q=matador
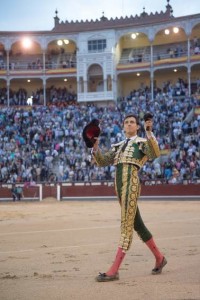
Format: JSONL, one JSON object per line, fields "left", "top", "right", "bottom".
{"left": 92, "top": 113, "right": 167, "bottom": 282}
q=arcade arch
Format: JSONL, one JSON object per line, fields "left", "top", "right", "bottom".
{"left": 117, "top": 71, "right": 150, "bottom": 98}
{"left": 9, "top": 40, "right": 43, "bottom": 70}
{"left": 87, "top": 64, "right": 104, "bottom": 92}
{"left": 117, "top": 32, "right": 150, "bottom": 64}
{"left": 9, "top": 78, "right": 43, "bottom": 105}
{"left": 0, "top": 43, "right": 6, "bottom": 70}
{"left": 47, "top": 39, "right": 77, "bottom": 69}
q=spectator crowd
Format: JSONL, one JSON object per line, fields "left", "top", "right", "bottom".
{"left": 0, "top": 86, "right": 199, "bottom": 185}
{"left": 0, "top": 85, "right": 77, "bottom": 106}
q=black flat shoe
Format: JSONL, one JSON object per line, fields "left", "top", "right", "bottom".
{"left": 95, "top": 272, "right": 119, "bottom": 282}
{"left": 152, "top": 257, "right": 167, "bottom": 275}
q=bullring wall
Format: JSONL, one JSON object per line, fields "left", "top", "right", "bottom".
{"left": 0, "top": 182, "right": 199, "bottom": 201}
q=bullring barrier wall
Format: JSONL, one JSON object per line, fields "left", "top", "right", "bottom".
{"left": 0, "top": 181, "right": 199, "bottom": 201}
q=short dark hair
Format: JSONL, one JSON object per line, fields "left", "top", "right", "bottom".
{"left": 123, "top": 114, "right": 140, "bottom": 125}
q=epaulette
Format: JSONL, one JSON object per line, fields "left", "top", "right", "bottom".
{"left": 135, "top": 136, "right": 147, "bottom": 143}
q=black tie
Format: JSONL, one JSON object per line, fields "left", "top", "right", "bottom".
{"left": 121, "top": 139, "right": 130, "bottom": 152}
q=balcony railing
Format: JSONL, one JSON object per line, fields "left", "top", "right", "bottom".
{"left": 78, "top": 91, "right": 115, "bottom": 102}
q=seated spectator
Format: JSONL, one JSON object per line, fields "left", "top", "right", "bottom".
{"left": 194, "top": 46, "right": 200, "bottom": 55}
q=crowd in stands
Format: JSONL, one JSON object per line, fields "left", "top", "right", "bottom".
{"left": 0, "top": 82, "right": 200, "bottom": 185}
{"left": 0, "top": 50, "right": 76, "bottom": 71}
{"left": 126, "top": 38, "right": 200, "bottom": 64}
{"left": 1, "top": 37, "right": 199, "bottom": 70}
{"left": 0, "top": 86, "right": 77, "bottom": 106}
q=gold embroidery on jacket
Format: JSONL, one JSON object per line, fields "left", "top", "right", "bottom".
{"left": 93, "top": 135, "right": 160, "bottom": 170}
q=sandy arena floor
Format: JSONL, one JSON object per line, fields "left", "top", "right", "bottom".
{"left": 0, "top": 199, "right": 200, "bottom": 300}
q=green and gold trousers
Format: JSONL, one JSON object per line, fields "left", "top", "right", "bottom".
{"left": 115, "top": 163, "right": 152, "bottom": 251}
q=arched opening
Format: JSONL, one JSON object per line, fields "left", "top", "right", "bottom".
{"left": 153, "top": 26, "right": 187, "bottom": 61}
{"left": 0, "top": 43, "right": 6, "bottom": 70}
{"left": 47, "top": 39, "right": 77, "bottom": 69}
{"left": 117, "top": 32, "right": 150, "bottom": 65}
{"left": 46, "top": 77, "right": 77, "bottom": 105}
{"left": 87, "top": 64, "right": 103, "bottom": 92}
{"left": 191, "top": 64, "right": 200, "bottom": 94}
{"left": 9, "top": 78, "right": 43, "bottom": 105}
{"left": 154, "top": 67, "right": 188, "bottom": 97}
{"left": 10, "top": 39, "right": 43, "bottom": 70}
{"left": 117, "top": 71, "right": 151, "bottom": 99}
{"left": 0, "top": 78, "right": 7, "bottom": 105}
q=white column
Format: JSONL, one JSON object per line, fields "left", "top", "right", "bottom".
{"left": 7, "top": 80, "right": 10, "bottom": 107}
{"left": 150, "top": 43, "right": 154, "bottom": 101}
{"left": 43, "top": 79, "right": 46, "bottom": 106}
{"left": 104, "top": 75, "right": 107, "bottom": 92}
{"left": 39, "top": 184, "right": 43, "bottom": 201}
{"left": 57, "top": 184, "right": 61, "bottom": 201}
{"left": 84, "top": 80, "right": 88, "bottom": 93}
{"left": 187, "top": 37, "right": 190, "bottom": 63}
{"left": 42, "top": 49, "right": 46, "bottom": 74}
{"left": 150, "top": 72, "right": 154, "bottom": 102}
{"left": 188, "top": 69, "right": 191, "bottom": 97}
{"left": 150, "top": 43, "right": 153, "bottom": 68}
{"left": 187, "top": 37, "right": 191, "bottom": 97}
{"left": 6, "top": 50, "right": 9, "bottom": 74}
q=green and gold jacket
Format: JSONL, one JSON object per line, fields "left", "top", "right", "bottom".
{"left": 93, "top": 135, "right": 160, "bottom": 170}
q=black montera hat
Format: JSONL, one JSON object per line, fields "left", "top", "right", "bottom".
{"left": 82, "top": 119, "right": 100, "bottom": 148}
{"left": 143, "top": 112, "right": 154, "bottom": 121}
{"left": 143, "top": 112, "right": 154, "bottom": 131}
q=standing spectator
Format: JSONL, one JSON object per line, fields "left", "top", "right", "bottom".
{"left": 11, "top": 184, "right": 18, "bottom": 201}
{"left": 16, "top": 186, "right": 23, "bottom": 201}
